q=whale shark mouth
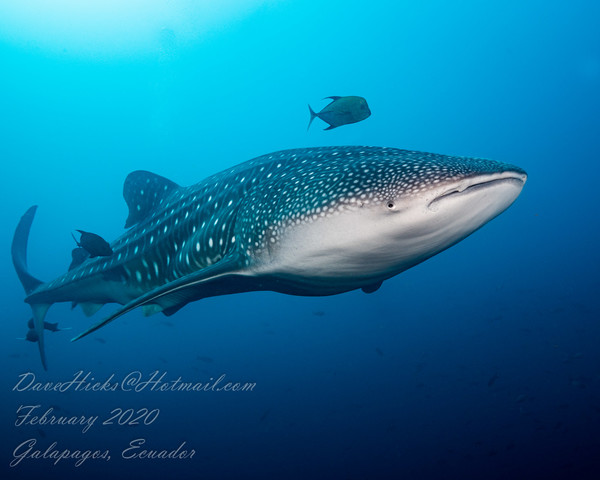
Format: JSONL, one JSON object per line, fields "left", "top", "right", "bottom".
{"left": 429, "top": 171, "right": 527, "bottom": 209}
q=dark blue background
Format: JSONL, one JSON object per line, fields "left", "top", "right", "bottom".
{"left": 1, "top": 1, "right": 599, "bottom": 478}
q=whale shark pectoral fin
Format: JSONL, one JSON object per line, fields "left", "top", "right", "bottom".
{"left": 71, "top": 252, "right": 247, "bottom": 341}
{"left": 123, "top": 171, "right": 180, "bottom": 228}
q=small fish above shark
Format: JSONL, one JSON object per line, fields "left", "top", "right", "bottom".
{"left": 12, "top": 146, "right": 527, "bottom": 369}
{"left": 308, "top": 96, "right": 371, "bottom": 130}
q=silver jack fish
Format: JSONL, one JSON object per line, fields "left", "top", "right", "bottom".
{"left": 12, "top": 146, "right": 527, "bottom": 369}
{"left": 308, "top": 96, "right": 371, "bottom": 130}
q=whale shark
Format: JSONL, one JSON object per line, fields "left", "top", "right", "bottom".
{"left": 12, "top": 146, "right": 527, "bottom": 369}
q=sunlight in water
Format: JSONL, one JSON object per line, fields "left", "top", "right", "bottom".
{"left": 0, "top": 0, "right": 272, "bottom": 57}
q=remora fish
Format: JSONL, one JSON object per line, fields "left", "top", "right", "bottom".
{"left": 12, "top": 146, "right": 527, "bottom": 369}
{"left": 72, "top": 230, "right": 113, "bottom": 257}
{"left": 27, "top": 318, "right": 63, "bottom": 332}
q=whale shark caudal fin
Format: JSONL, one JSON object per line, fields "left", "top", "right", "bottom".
{"left": 12, "top": 206, "right": 43, "bottom": 295}
{"left": 11, "top": 206, "right": 49, "bottom": 370}
{"left": 71, "top": 252, "right": 245, "bottom": 342}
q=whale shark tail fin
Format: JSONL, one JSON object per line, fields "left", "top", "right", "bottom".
{"left": 12, "top": 206, "right": 43, "bottom": 295}
{"left": 12, "top": 206, "right": 50, "bottom": 370}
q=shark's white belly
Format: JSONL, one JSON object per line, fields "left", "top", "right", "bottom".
{"left": 254, "top": 208, "right": 408, "bottom": 291}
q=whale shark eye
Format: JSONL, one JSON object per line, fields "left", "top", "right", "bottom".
{"left": 386, "top": 201, "right": 395, "bottom": 210}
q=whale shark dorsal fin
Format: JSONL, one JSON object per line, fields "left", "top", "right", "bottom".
{"left": 123, "top": 171, "right": 180, "bottom": 228}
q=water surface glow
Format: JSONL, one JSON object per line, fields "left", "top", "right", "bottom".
{"left": 0, "top": 0, "right": 272, "bottom": 56}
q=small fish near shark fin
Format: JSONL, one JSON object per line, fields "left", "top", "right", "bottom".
{"left": 323, "top": 96, "right": 342, "bottom": 101}
{"left": 123, "top": 171, "right": 180, "bottom": 228}
{"left": 71, "top": 253, "right": 245, "bottom": 342}
{"left": 74, "top": 230, "right": 113, "bottom": 258}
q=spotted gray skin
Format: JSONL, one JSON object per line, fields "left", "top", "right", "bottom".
{"left": 12, "top": 146, "right": 527, "bottom": 369}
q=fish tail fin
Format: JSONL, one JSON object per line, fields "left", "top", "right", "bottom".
{"left": 307, "top": 104, "right": 318, "bottom": 131}
{"left": 71, "top": 232, "right": 80, "bottom": 247}
{"left": 12, "top": 206, "right": 50, "bottom": 370}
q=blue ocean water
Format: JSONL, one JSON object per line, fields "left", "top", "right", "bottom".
{"left": 1, "top": 1, "right": 599, "bottom": 478}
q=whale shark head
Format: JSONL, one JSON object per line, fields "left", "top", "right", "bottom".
{"left": 375, "top": 162, "right": 527, "bottom": 269}
{"left": 264, "top": 149, "right": 527, "bottom": 289}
